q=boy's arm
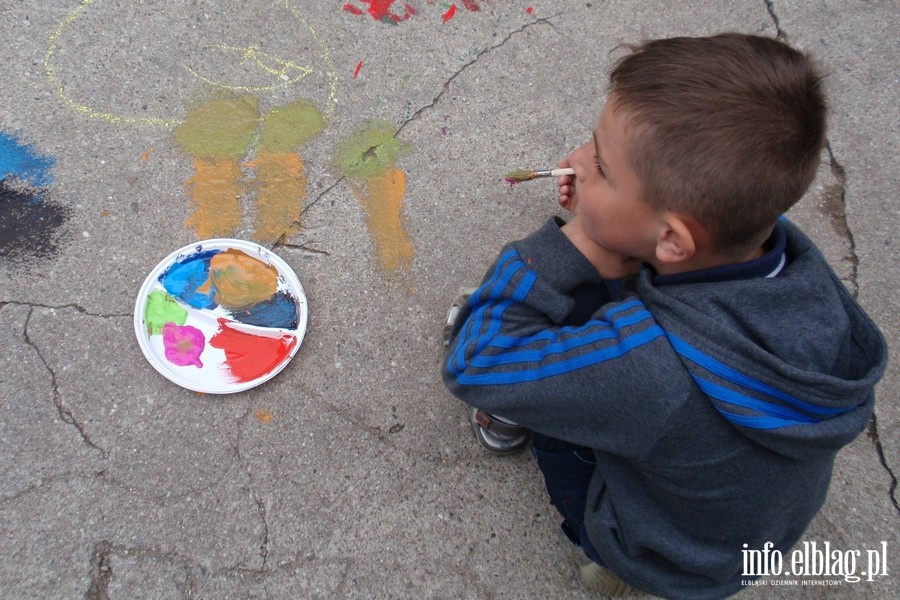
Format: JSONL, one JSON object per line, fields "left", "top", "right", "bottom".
{"left": 443, "top": 218, "right": 683, "bottom": 456}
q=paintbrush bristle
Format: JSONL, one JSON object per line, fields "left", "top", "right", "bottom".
{"left": 504, "top": 168, "right": 536, "bottom": 184}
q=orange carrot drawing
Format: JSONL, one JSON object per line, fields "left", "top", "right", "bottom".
{"left": 333, "top": 121, "right": 415, "bottom": 279}
{"left": 174, "top": 96, "right": 258, "bottom": 238}
{"left": 247, "top": 99, "right": 325, "bottom": 243}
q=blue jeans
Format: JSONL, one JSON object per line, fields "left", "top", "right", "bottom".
{"left": 531, "top": 432, "right": 604, "bottom": 566}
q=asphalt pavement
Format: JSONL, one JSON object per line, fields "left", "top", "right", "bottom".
{"left": 1, "top": 1, "right": 897, "bottom": 598}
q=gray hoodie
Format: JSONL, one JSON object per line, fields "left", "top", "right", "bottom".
{"left": 443, "top": 218, "right": 887, "bottom": 599}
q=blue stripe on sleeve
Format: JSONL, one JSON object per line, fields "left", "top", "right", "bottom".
{"left": 668, "top": 334, "right": 849, "bottom": 418}
{"left": 473, "top": 309, "right": 656, "bottom": 367}
{"left": 447, "top": 250, "right": 663, "bottom": 385}
{"left": 449, "top": 251, "right": 534, "bottom": 373}
{"left": 715, "top": 410, "right": 805, "bottom": 430}
{"left": 456, "top": 325, "right": 666, "bottom": 385}
{"left": 693, "top": 378, "right": 817, "bottom": 424}
{"left": 667, "top": 333, "right": 852, "bottom": 429}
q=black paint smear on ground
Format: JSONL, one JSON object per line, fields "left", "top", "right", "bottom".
{"left": 0, "top": 179, "right": 72, "bottom": 263}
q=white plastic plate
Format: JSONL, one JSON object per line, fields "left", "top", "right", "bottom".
{"left": 133, "top": 239, "right": 308, "bottom": 393}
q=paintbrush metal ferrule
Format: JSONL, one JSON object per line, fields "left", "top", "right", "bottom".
{"left": 504, "top": 167, "right": 576, "bottom": 185}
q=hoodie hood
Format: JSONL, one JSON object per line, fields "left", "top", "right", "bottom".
{"left": 641, "top": 220, "right": 887, "bottom": 460}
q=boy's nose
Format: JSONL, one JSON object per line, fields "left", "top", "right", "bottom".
{"left": 568, "top": 143, "right": 591, "bottom": 178}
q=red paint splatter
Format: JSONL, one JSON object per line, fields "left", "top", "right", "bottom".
{"left": 526, "top": 7, "right": 534, "bottom": 15}
{"left": 345, "top": 0, "right": 414, "bottom": 23}
{"left": 462, "top": 0, "right": 480, "bottom": 11}
{"left": 210, "top": 318, "right": 297, "bottom": 383}
{"left": 442, "top": 3, "right": 457, "bottom": 23}
{"left": 353, "top": 60, "right": 364, "bottom": 78}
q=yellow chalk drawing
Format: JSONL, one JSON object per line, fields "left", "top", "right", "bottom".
{"left": 334, "top": 121, "right": 415, "bottom": 278}
{"left": 183, "top": 45, "right": 315, "bottom": 93}
{"left": 44, "top": 0, "right": 338, "bottom": 127}
{"left": 44, "top": 0, "right": 177, "bottom": 127}
{"left": 280, "top": 0, "right": 339, "bottom": 112}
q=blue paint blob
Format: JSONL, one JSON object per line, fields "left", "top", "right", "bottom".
{"left": 231, "top": 290, "right": 299, "bottom": 329}
{"left": 0, "top": 132, "right": 56, "bottom": 187}
{"left": 160, "top": 249, "right": 221, "bottom": 309}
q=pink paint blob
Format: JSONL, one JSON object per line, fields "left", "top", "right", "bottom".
{"left": 162, "top": 322, "right": 205, "bottom": 368}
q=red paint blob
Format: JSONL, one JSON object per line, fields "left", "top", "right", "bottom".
{"left": 526, "top": 7, "right": 534, "bottom": 15}
{"left": 442, "top": 4, "right": 457, "bottom": 23}
{"left": 345, "top": 0, "right": 414, "bottom": 23}
{"left": 353, "top": 60, "right": 364, "bottom": 78}
{"left": 210, "top": 319, "right": 297, "bottom": 383}
{"left": 462, "top": 0, "right": 480, "bottom": 11}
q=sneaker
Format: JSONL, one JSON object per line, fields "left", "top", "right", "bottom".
{"left": 580, "top": 563, "right": 637, "bottom": 596}
{"left": 468, "top": 406, "right": 529, "bottom": 455}
{"left": 443, "top": 287, "right": 477, "bottom": 347}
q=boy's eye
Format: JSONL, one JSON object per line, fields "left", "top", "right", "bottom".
{"left": 594, "top": 158, "right": 606, "bottom": 177}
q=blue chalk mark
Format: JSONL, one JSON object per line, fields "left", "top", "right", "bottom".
{"left": 0, "top": 132, "right": 56, "bottom": 187}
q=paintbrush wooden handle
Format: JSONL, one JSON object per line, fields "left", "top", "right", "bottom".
{"left": 532, "top": 168, "right": 575, "bottom": 178}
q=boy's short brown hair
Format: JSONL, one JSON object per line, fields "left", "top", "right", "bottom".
{"left": 609, "top": 34, "right": 827, "bottom": 255}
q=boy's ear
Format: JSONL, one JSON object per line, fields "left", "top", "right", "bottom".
{"left": 655, "top": 213, "right": 698, "bottom": 265}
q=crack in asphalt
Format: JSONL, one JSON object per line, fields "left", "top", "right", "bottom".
{"left": 764, "top": 0, "right": 787, "bottom": 40}
{"left": 825, "top": 137, "right": 896, "bottom": 515}
{"left": 85, "top": 541, "right": 113, "bottom": 600}
{"left": 397, "top": 14, "right": 561, "bottom": 137}
{"left": 22, "top": 306, "right": 109, "bottom": 460}
{"left": 764, "top": 0, "right": 897, "bottom": 517}
{"left": 824, "top": 142, "right": 860, "bottom": 296}
{"left": 284, "top": 15, "right": 560, "bottom": 247}
{"left": 235, "top": 405, "right": 272, "bottom": 580}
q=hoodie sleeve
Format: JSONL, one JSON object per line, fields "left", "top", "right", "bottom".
{"left": 443, "top": 218, "right": 689, "bottom": 457}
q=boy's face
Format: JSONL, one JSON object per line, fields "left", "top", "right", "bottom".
{"left": 566, "top": 99, "right": 666, "bottom": 264}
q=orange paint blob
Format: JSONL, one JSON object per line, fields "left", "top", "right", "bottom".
{"left": 244, "top": 152, "right": 307, "bottom": 243}
{"left": 349, "top": 166, "right": 415, "bottom": 275}
{"left": 208, "top": 248, "right": 279, "bottom": 310}
{"left": 210, "top": 319, "right": 298, "bottom": 384}
{"left": 255, "top": 407, "right": 274, "bottom": 424}
{"left": 183, "top": 158, "right": 243, "bottom": 238}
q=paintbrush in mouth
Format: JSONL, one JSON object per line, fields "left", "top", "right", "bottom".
{"left": 504, "top": 167, "right": 575, "bottom": 185}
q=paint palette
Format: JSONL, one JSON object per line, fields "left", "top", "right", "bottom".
{"left": 134, "top": 240, "right": 308, "bottom": 393}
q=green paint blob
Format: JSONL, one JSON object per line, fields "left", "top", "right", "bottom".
{"left": 258, "top": 99, "right": 326, "bottom": 153}
{"left": 145, "top": 291, "right": 189, "bottom": 335}
{"left": 333, "top": 120, "right": 411, "bottom": 180}
{"left": 174, "top": 96, "right": 260, "bottom": 160}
